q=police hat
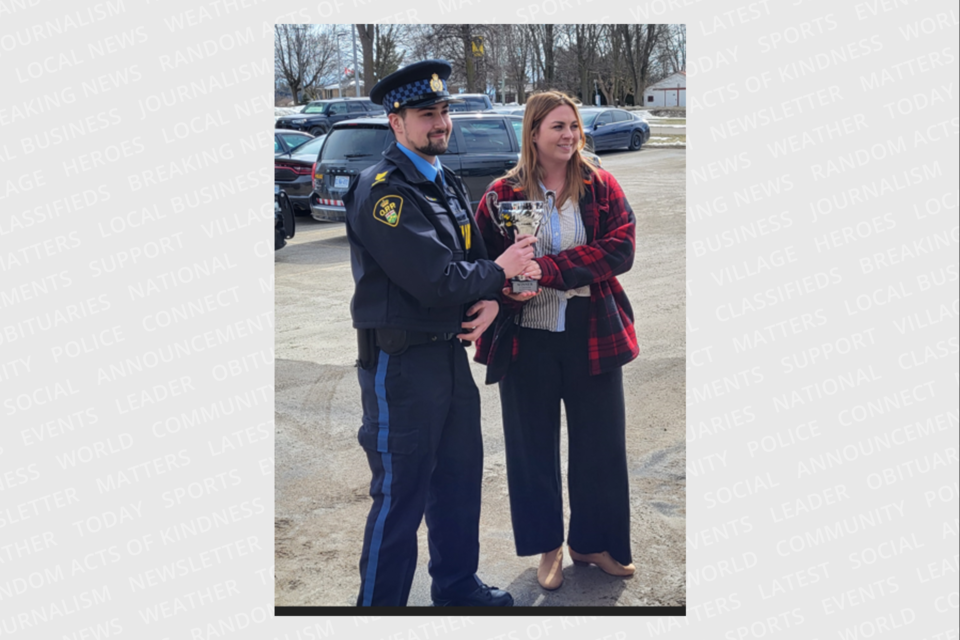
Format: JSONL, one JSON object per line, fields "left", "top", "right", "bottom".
{"left": 370, "top": 59, "right": 463, "bottom": 114}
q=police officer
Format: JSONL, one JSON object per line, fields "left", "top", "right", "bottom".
{"left": 344, "top": 59, "right": 536, "bottom": 607}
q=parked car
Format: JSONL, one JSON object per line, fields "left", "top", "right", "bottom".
{"left": 274, "top": 134, "right": 327, "bottom": 215}
{"left": 275, "top": 185, "right": 295, "bottom": 251}
{"left": 275, "top": 129, "right": 314, "bottom": 155}
{"left": 448, "top": 93, "right": 494, "bottom": 113}
{"left": 275, "top": 98, "right": 385, "bottom": 136}
{"left": 311, "top": 112, "right": 523, "bottom": 222}
{"left": 491, "top": 106, "right": 526, "bottom": 116}
{"left": 579, "top": 107, "right": 650, "bottom": 152}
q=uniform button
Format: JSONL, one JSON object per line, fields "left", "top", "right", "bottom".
{"left": 431, "top": 335, "right": 437, "bottom": 341}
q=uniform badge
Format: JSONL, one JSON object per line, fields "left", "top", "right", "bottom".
{"left": 372, "top": 171, "right": 388, "bottom": 186}
{"left": 374, "top": 195, "right": 403, "bottom": 227}
{"left": 430, "top": 74, "right": 443, "bottom": 92}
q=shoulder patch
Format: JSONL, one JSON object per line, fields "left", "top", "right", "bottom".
{"left": 373, "top": 195, "right": 403, "bottom": 227}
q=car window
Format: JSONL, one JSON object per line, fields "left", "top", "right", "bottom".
{"left": 274, "top": 136, "right": 281, "bottom": 152}
{"left": 289, "top": 135, "right": 326, "bottom": 156}
{"left": 347, "top": 102, "right": 366, "bottom": 113}
{"left": 612, "top": 110, "right": 632, "bottom": 123}
{"left": 328, "top": 102, "right": 348, "bottom": 115}
{"left": 302, "top": 102, "right": 329, "bottom": 114}
{"left": 458, "top": 120, "right": 511, "bottom": 152}
{"left": 450, "top": 96, "right": 491, "bottom": 112}
{"left": 509, "top": 119, "right": 523, "bottom": 147}
{"left": 596, "top": 112, "right": 613, "bottom": 126}
{"left": 323, "top": 126, "right": 390, "bottom": 160}
{"left": 580, "top": 111, "right": 599, "bottom": 127}
{"left": 281, "top": 133, "right": 312, "bottom": 148}
{"left": 445, "top": 127, "right": 459, "bottom": 154}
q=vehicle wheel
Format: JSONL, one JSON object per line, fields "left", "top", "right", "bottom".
{"left": 309, "top": 126, "right": 325, "bottom": 137}
{"left": 629, "top": 130, "right": 643, "bottom": 151}
{"left": 584, "top": 135, "right": 595, "bottom": 152}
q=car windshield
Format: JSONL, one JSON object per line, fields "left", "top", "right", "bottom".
{"left": 302, "top": 102, "right": 330, "bottom": 114}
{"left": 323, "top": 126, "right": 390, "bottom": 159}
{"left": 288, "top": 135, "right": 326, "bottom": 156}
{"left": 580, "top": 111, "right": 600, "bottom": 127}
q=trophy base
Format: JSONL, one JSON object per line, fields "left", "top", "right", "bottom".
{"left": 511, "top": 278, "right": 539, "bottom": 294}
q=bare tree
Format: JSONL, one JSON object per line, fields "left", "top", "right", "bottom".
{"left": 662, "top": 24, "right": 686, "bottom": 74}
{"left": 620, "top": 24, "right": 664, "bottom": 105}
{"left": 357, "top": 24, "right": 406, "bottom": 95}
{"left": 274, "top": 25, "right": 336, "bottom": 104}
{"left": 572, "top": 24, "right": 601, "bottom": 104}
{"left": 504, "top": 26, "right": 532, "bottom": 103}
{"left": 526, "top": 24, "right": 556, "bottom": 90}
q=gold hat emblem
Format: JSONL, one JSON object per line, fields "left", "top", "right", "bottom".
{"left": 394, "top": 101, "right": 400, "bottom": 109}
{"left": 430, "top": 73, "right": 443, "bottom": 92}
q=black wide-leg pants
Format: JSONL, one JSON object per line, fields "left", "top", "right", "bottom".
{"left": 499, "top": 297, "right": 633, "bottom": 566}
{"left": 356, "top": 339, "right": 484, "bottom": 606}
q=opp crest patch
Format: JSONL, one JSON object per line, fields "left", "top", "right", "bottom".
{"left": 374, "top": 195, "right": 403, "bottom": 227}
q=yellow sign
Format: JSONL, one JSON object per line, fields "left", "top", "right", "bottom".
{"left": 374, "top": 195, "right": 403, "bottom": 227}
{"left": 472, "top": 37, "right": 484, "bottom": 57}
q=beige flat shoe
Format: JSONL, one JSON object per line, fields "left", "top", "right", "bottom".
{"left": 537, "top": 546, "right": 564, "bottom": 590}
{"left": 568, "top": 546, "right": 635, "bottom": 577}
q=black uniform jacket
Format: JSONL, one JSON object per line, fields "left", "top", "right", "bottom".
{"left": 344, "top": 142, "right": 505, "bottom": 333}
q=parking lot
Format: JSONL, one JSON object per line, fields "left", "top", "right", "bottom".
{"left": 274, "top": 147, "right": 686, "bottom": 607}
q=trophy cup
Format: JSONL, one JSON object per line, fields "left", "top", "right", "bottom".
{"left": 485, "top": 190, "right": 556, "bottom": 293}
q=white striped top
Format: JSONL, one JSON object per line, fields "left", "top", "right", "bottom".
{"left": 520, "top": 194, "right": 590, "bottom": 332}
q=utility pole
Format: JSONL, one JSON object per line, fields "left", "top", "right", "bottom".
{"left": 336, "top": 32, "right": 346, "bottom": 97}
{"left": 351, "top": 25, "right": 361, "bottom": 97}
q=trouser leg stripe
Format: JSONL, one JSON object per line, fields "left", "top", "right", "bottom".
{"left": 361, "top": 352, "right": 392, "bottom": 606}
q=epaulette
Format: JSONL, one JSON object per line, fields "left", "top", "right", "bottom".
{"left": 370, "top": 167, "right": 395, "bottom": 188}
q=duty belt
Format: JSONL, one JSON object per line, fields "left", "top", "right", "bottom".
{"left": 374, "top": 328, "right": 457, "bottom": 356}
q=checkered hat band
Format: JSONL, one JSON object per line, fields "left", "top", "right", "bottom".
{"left": 384, "top": 78, "right": 448, "bottom": 110}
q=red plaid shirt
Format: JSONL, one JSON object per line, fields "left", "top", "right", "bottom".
{"left": 474, "top": 167, "right": 639, "bottom": 379}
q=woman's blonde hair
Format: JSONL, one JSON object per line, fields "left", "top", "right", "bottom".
{"left": 503, "top": 91, "right": 600, "bottom": 208}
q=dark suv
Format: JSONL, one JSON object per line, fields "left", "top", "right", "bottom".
{"left": 448, "top": 93, "right": 494, "bottom": 112}
{"left": 309, "top": 113, "right": 522, "bottom": 222}
{"left": 275, "top": 98, "right": 385, "bottom": 136}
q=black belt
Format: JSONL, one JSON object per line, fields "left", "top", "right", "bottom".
{"left": 406, "top": 331, "right": 457, "bottom": 345}
{"left": 374, "top": 328, "right": 456, "bottom": 355}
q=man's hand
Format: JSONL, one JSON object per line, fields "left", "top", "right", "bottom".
{"left": 502, "top": 259, "right": 541, "bottom": 302}
{"left": 457, "top": 299, "right": 499, "bottom": 342}
{"left": 502, "top": 287, "right": 539, "bottom": 302}
{"left": 494, "top": 235, "right": 537, "bottom": 279}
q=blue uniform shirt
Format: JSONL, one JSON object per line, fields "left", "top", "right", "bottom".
{"left": 396, "top": 143, "right": 445, "bottom": 187}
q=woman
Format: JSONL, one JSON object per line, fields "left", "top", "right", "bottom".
{"left": 474, "top": 91, "right": 639, "bottom": 591}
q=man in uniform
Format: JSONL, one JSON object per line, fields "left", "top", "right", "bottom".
{"left": 344, "top": 59, "right": 536, "bottom": 607}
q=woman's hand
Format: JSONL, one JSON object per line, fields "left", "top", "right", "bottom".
{"left": 521, "top": 260, "right": 541, "bottom": 281}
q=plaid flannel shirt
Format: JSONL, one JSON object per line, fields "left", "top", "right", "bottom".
{"left": 474, "top": 166, "right": 639, "bottom": 379}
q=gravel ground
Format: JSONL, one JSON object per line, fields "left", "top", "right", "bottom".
{"left": 274, "top": 148, "right": 686, "bottom": 607}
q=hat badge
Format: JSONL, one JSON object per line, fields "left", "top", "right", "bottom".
{"left": 429, "top": 73, "right": 443, "bottom": 92}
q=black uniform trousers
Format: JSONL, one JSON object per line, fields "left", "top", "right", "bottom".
{"left": 356, "top": 338, "right": 484, "bottom": 606}
{"left": 498, "top": 297, "right": 633, "bottom": 566}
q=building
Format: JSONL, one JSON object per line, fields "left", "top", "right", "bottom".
{"left": 644, "top": 71, "right": 686, "bottom": 107}
{"left": 319, "top": 79, "right": 366, "bottom": 100}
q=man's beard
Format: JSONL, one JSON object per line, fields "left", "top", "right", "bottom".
{"left": 414, "top": 131, "right": 449, "bottom": 156}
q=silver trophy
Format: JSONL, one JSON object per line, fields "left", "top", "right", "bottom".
{"left": 485, "top": 190, "right": 556, "bottom": 293}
